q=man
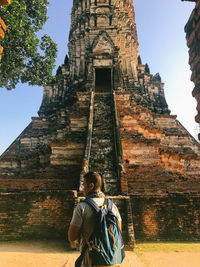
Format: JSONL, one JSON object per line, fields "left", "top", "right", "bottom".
{"left": 68, "top": 171, "right": 122, "bottom": 267}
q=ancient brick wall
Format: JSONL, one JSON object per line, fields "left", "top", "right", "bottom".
{"left": 131, "top": 194, "right": 200, "bottom": 241}
{"left": 0, "top": 190, "right": 135, "bottom": 247}
{"left": 116, "top": 92, "right": 200, "bottom": 196}
{"left": 183, "top": 0, "right": 200, "bottom": 134}
{"left": 0, "top": 178, "right": 77, "bottom": 192}
{"left": 1, "top": 190, "right": 200, "bottom": 242}
{"left": 0, "top": 190, "right": 76, "bottom": 241}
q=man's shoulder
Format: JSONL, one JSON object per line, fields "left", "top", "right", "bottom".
{"left": 76, "top": 200, "right": 88, "bottom": 209}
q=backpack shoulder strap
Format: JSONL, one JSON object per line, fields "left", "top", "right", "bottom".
{"left": 84, "top": 198, "right": 100, "bottom": 213}
{"left": 107, "top": 198, "right": 113, "bottom": 211}
{"left": 84, "top": 198, "right": 113, "bottom": 212}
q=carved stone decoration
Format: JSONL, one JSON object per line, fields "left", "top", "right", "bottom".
{"left": 92, "top": 31, "right": 114, "bottom": 54}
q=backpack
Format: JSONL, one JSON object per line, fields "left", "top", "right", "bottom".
{"left": 84, "top": 197, "right": 125, "bottom": 266}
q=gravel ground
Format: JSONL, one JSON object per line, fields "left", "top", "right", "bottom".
{"left": 0, "top": 241, "right": 199, "bottom": 267}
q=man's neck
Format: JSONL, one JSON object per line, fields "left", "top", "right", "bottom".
{"left": 86, "top": 191, "right": 104, "bottom": 198}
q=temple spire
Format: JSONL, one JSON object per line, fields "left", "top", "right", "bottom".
{"left": 68, "top": 0, "right": 139, "bottom": 91}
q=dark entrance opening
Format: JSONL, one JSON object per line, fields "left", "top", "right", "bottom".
{"left": 95, "top": 68, "right": 112, "bottom": 92}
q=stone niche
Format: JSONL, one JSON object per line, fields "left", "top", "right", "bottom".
{"left": 97, "top": 15, "right": 110, "bottom": 27}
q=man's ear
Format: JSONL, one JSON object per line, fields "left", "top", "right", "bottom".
{"left": 89, "top": 183, "right": 95, "bottom": 191}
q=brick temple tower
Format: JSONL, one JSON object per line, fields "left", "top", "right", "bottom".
{"left": 182, "top": 0, "right": 200, "bottom": 139}
{"left": 0, "top": 0, "right": 200, "bottom": 243}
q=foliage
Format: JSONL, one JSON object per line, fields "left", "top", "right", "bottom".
{"left": 0, "top": 0, "right": 57, "bottom": 89}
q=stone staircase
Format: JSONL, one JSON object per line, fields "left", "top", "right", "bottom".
{"left": 88, "top": 93, "right": 119, "bottom": 194}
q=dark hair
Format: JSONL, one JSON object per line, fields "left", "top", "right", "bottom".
{"left": 84, "top": 172, "right": 102, "bottom": 191}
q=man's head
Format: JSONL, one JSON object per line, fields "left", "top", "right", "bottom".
{"left": 83, "top": 172, "right": 102, "bottom": 196}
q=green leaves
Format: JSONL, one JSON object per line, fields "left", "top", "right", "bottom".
{"left": 21, "top": 34, "right": 57, "bottom": 86}
{"left": 0, "top": 0, "right": 57, "bottom": 89}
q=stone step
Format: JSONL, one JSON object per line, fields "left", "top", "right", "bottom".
{"left": 88, "top": 93, "right": 119, "bottom": 194}
{"left": 89, "top": 162, "right": 116, "bottom": 169}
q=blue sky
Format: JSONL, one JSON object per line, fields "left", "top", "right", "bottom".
{"left": 0, "top": 0, "right": 197, "bottom": 155}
